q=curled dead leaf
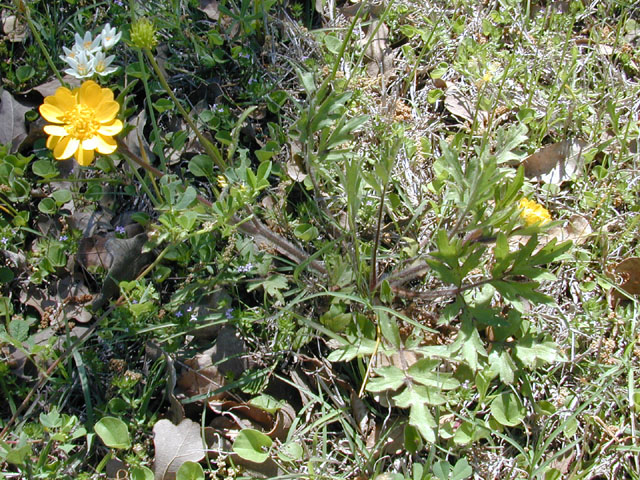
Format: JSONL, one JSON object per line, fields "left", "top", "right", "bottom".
{"left": 0, "top": 89, "right": 33, "bottom": 151}
{"left": 177, "top": 347, "right": 228, "bottom": 400}
{"left": 1, "top": 11, "right": 27, "bottom": 42}
{"left": 444, "top": 86, "right": 488, "bottom": 126}
{"left": 543, "top": 214, "right": 592, "bottom": 246}
{"left": 198, "top": 0, "right": 219, "bottom": 20}
{"left": 362, "top": 20, "right": 395, "bottom": 77}
{"left": 608, "top": 257, "right": 640, "bottom": 307}
{"left": 521, "top": 139, "right": 586, "bottom": 184}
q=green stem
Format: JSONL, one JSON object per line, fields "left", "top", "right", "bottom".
{"left": 18, "top": 0, "right": 64, "bottom": 86}
{"left": 136, "top": 48, "right": 167, "bottom": 170}
{"left": 143, "top": 49, "right": 227, "bottom": 171}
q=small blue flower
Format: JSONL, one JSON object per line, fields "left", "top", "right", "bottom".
{"left": 175, "top": 311, "right": 183, "bottom": 318}
{"left": 225, "top": 308, "right": 233, "bottom": 319}
{"left": 115, "top": 225, "right": 126, "bottom": 234}
{"left": 236, "top": 262, "right": 254, "bottom": 273}
{"left": 1, "top": 237, "right": 8, "bottom": 245}
{"left": 187, "top": 306, "right": 193, "bottom": 312}
{"left": 59, "top": 235, "right": 68, "bottom": 241}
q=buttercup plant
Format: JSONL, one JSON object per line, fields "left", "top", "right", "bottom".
{"left": 39, "top": 80, "right": 123, "bottom": 166}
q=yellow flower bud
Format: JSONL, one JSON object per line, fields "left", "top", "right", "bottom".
{"left": 130, "top": 18, "right": 157, "bottom": 49}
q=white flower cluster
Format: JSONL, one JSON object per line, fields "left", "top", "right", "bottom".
{"left": 60, "top": 24, "right": 121, "bottom": 79}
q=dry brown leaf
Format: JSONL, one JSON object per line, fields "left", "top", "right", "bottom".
{"left": 444, "top": 86, "right": 488, "bottom": 126}
{"left": 19, "top": 277, "right": 92, "bottom": 325}
{"left": 211, "top": 326, "right": 249, "bottom": 377}
{"left": 152, "top": 418, "right": 205, "bottom": 480}
{"left": 0, "top": 89, "right": 33, "bottom": 151}
{"left": 351, "top": 390, "right": 371, "bottom": 434}
{"left": 124, "top": 110, "right": 156, "bottom": 166}
{"left": 77, "top": 233, "right": 153, "bottom": 310}
{"left": 198, "top": 0, "right": 220, "bottom": 20}
{"left": 177, "top": 347, "right": 228, "bottom": 400}
{"left": 362, "top": 20, "right": 394, "bottom": 77}
{"left": 609, "top": 257, "right": 640, "bottom": 307}
{"left": 522, "top": 139, "right": 586, "bottom": 184}
{"left": 32, "top": 76, "right": 81, "bottom": 97}
{"left": 267, "top": 401, "right": 295, "bottom": 441}
{"left": 1, "top": 11, "right": 27, "bottom": 42}
{"left": 543, "top": 214, "right": 592, "bottom": 246}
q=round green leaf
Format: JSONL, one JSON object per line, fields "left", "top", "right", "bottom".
{"left": 130, "top": 466, "right": 154, "bottom": 480}
{"left": 277, "top": 441, "right": 303, "bottom": 462}
{"left": 51, "top": 189, "right": 72, "bottom": 206}
{"left": 16, "top": 65, "right": 35, "bottom": 83}
{"left": 232, "top": 428, "right": 272, "bottom": 463}
{"left": 490, "top": 392, "right": 525, "bottom": 427}
{"left": 94, "top": 416, "right": 131, "bottom": 449}
{"left": 176, "top": 461, "right": 204, "bottom": 480}
{"left": 31, "top": 159, "right": 59, "bottom": 179}
{"left": 38, "top": 197, "right": 57, "bottom": 214}
{"left": 293, "top": 224, "right": 318, "bottom": 242}
{"left": 0, "top": 267, "right": 15, "bottom": 283}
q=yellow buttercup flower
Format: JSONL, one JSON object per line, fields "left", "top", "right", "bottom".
{"left": 39, "top": 80, "right": 122, "bottom": 166}
{"left": 519, "top": 198, "right": 551, "bottom": 226}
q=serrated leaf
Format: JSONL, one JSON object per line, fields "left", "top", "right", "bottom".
{"left": 407, "top": 359, "right": 460, "bottom": 390}
{"left": 488, "top": 348, "right": 516, "bottom": 384}
{"left": 514, "top": 336, "right": 563, "bottom": 367}
{"left": 366, "top": 366, "right": 405, "bottom": 393}
{"left": 394, "top": 383, "right": 446, "bottom": 407}
{"left": 409, "top": 402, "right": 436, "bottom": 442}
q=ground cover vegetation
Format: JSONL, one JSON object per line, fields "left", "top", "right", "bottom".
{"left": 0, "top": 0, "right": 639, "bottom": 478}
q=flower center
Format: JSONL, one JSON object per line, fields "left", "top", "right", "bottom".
{"left": 62, "top": 104, "right": 100, "bottom": 140}
{"left": 95, "top": 60, "right": 105, "bottom": 72}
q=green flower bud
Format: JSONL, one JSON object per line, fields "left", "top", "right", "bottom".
{"left": 130, "top": 18, "right": 157, "bottom": 49}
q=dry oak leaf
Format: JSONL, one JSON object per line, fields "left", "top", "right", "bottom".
{"left": 152, "top": 418, "right": 205, "bottom": 480}
{"left": 521, "top": 139, "right": 586, "bottom": 184}
{"left": 608, "top": 257, "right": 640, "bottom": 307}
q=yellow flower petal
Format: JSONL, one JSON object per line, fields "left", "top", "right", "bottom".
{"left": 45, "top": 87, "right": 75, "bottom": 111}
{"left": 95, "top": 101, "right": 120, "bottom": 123}
{"left": 82, "top": 137, "right": 98, "bottom": 150}
{"left": 78, "top": 81, "right": 102, "bottom": 108}
{"left": 43, "top": 125, "right": 68, "bottom": 136}
{"left": 53, "top": 136, "right": 79, "bottom": 160}
{"left": 75, "top": 148, "right": 95, "bottom": 166}
{"left": 95, "top": 134, "right": 117, "bottom": 154}
{"left": 39, "top": 104, "right": 65, "bottom": 123}
{"left": 97, "top": 119, "right": 123, "bottom": 136}
{"left": 46, "top": 135, "right": 61, "bottom": 150}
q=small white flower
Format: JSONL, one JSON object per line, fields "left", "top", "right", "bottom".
{"left": 93, "top": 50, "right": 117, "bottom": 76}
{"left": 99, "top": 23, "right": 122, "bottom": 50}
{"left": 74, "top": 31, "right": 101, "bottom": 53}
{"left": 63, "top": 50, "right": 95, "bottom": 78}
{"left": 59, "top": 45, "right": 83, "bottom": 63}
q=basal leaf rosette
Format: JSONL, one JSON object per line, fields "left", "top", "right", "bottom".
{"left": 39, "top": 80, "right": 122, "bottom": 166}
